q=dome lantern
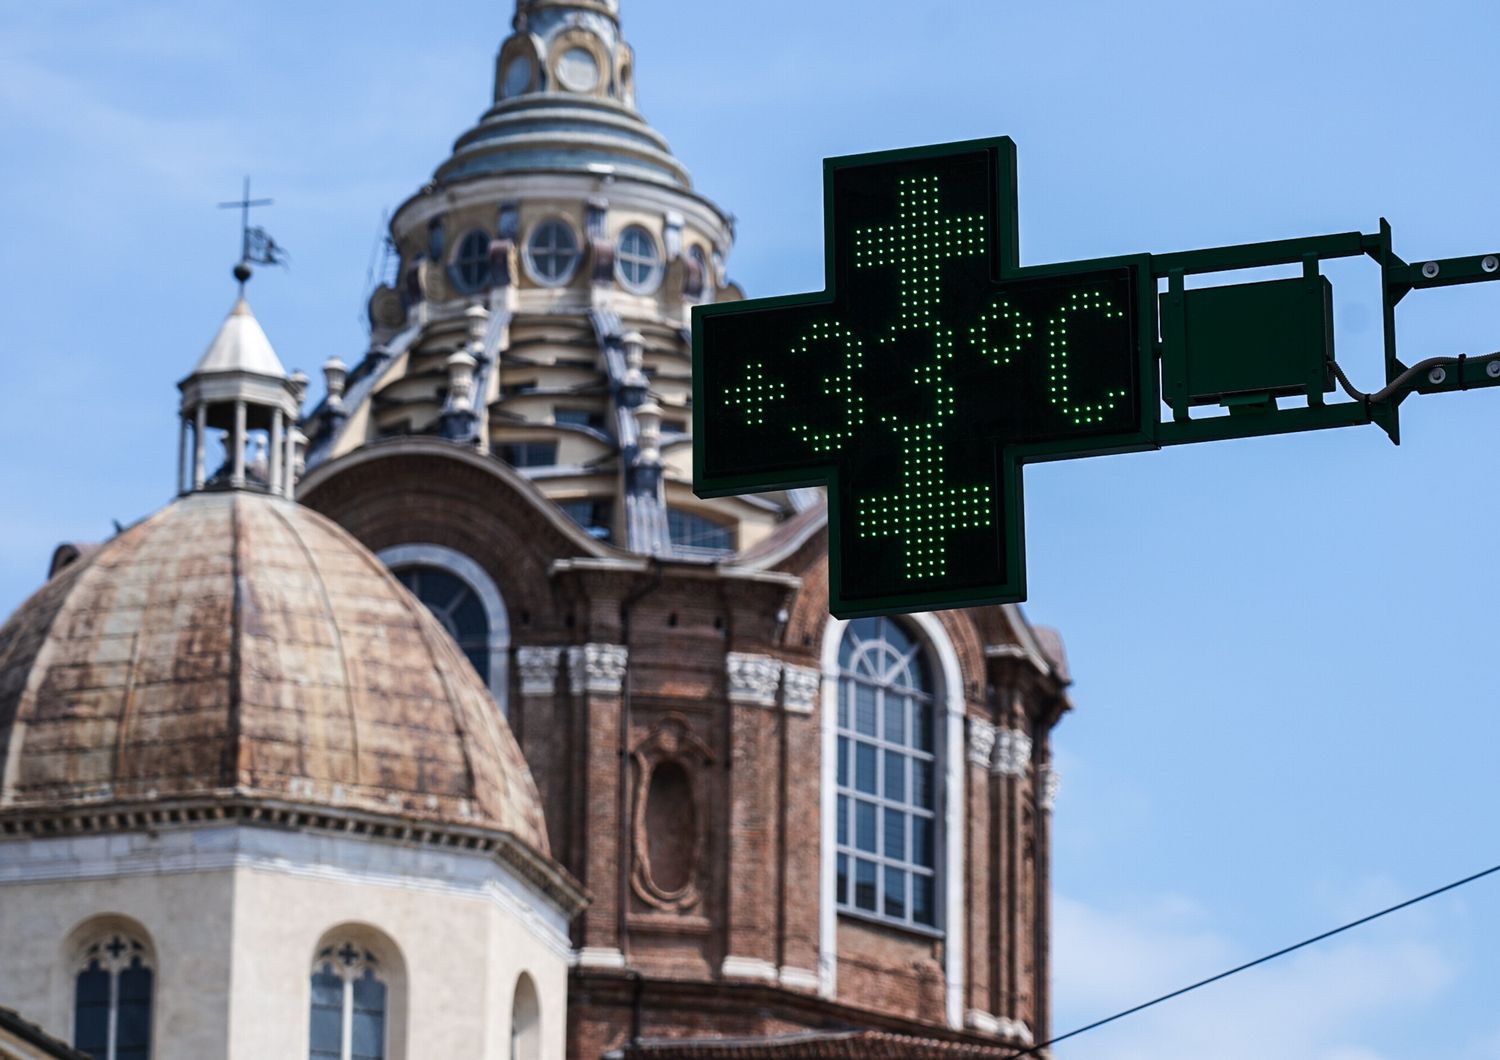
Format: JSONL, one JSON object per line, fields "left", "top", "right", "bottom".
{"left": 178, "top": 297, "right": 303, "bottom": 498}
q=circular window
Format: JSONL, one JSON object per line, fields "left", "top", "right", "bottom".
{"left": 524, "top": 219, "right": 581, "bottom": 285}
{"left": 450, "top": 230, "right": 493, "bottom": 293}
{"left": 556, "top": 47, "right": 600, "bottom": 92}
{"left": 501, "top": 55, "right": 532, "bottom": 98}
{"left": 615, "top": 226, "right": 661, "bottom": 293}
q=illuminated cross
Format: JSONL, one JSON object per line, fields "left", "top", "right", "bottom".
{"left": 693, "top": 138, "right": 1153, "bottom": 617}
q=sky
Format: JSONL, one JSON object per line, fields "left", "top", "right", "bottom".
{"left": 3, "top": 1, "right": 1500, "bottom": 1056}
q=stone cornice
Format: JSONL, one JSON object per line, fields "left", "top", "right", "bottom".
{"left": 0, "top": 795, "right": 589, "bottom": 915}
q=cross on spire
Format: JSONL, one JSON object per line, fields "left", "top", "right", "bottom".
{"left": 218, "top": 176, "right": 279, "bottom": 291}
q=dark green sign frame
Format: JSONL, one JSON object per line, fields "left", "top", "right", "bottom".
{"left": 693, "top": 136, "right": 1500, "bottom": 618}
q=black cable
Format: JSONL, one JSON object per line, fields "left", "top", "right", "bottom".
{"left": 1331, "top": 350, "right": 1500, "bottom": 406}
{"left": 1002, "top": 859, "right": 1500, "bottom": 1059}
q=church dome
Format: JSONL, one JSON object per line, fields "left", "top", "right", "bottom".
{"left": 0, "top": 490, "right": 549, "bottom": 855}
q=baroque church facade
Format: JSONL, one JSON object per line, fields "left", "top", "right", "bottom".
{"left": 0, "top": 2, "right": 1077, "bottom": 1058}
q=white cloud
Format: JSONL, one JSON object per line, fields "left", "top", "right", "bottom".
{"left": 1052, "top": 892, "right": 1453, "bottom": 1060}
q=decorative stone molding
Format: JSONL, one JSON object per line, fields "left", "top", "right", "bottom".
{"left": 781, "top": 663, "right": 820, "bottom": 715}
{"left": 992, "top": 727, "right": 1034, "bottom": 777}
{"left": 630, "top": 715, "right": 714, "bottom": 913}
{"left": 966, "top": 1009, "right": 1003, "bottom": 1035}
{"left": 778, "top": 966, "right": 820, "bottom": 992}
{"left": 515, "top": 645, "right": 563, "bottom": 696}
{"left": 575, "top": 947, "right": 627, "bottom": 970}
{"left": 1039, "top": 765, "right": 1061, "bottom": 811}
{"left": 568, "top": 643, "right": 628, "bottom": 695}
{"left": 726, "top": 652, "right": 782, "bottom": 708}
{"left": 967, "top": 717, "right": 997, "bottom": 766}
{"left": 721, "top": 955, "right": 779, "bottom": 983}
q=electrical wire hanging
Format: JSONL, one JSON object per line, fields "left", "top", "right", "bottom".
{"left": 1003, "top": 859, "right": 1500, "bottom": 1059}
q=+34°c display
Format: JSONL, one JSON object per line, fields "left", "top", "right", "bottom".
{"left": 692, "top": 137, "right": 1500, "bottom": 617}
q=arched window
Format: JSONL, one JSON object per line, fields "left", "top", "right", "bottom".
{"left": 73, "top": 933, "right": 153, "bottom": 1060}
{"left": 509, "top": 973, "right": 541, "bottom": 1060}
{"left": 450, "top": 229, "right": 494, "bottom": 292}
{"left": 392, "top": 566, "right": 490, "bottom": 681}
{"left": 615, "top": 225, "right": 661, "bottom": 293}
{"left": 833, "top": 617, "right": 940, "bottom": 930}
{"left": 309, "top": 941, "right": 388, "bottom": 1060}
{"left": 380, "top": 544, "right": 511, "bottom": 715}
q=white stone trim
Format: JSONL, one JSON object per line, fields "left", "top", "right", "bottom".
{"left": 778, "top": 966, "right": 820, "bottom": 992}
{"left": 781, "top": 664, "right": 819, "bottom": 715}
{"left": 515, "top": 645, "right": 563, "bottom": 697}
{"left": 574, "top": 947, "right": 627, "bottom": 970}
{"left": 567, "top": 643, "right": 627, "bottom": 694}
{"left": 720, "top": 955, "right": 778, "bottom": 983}
{"left": 992, "top": 728, "right": 1034, "bottom": 777}
{"left": 966, "top": 1009, "right": 1003, "bottom": 1034}
{"left": 967, "top": 717, "right": 997, "bottom": 766}
{"left": 1039, "top": 765, "right": 1060, "bottom": 811}
{"left": 726, "top": 652, "right": 782, "bottom": 708}
{"left": 0, "top": 824, "right": 573, "bottom": 960}
{"left": 378, "top": 543, "right": 511, "bottom": 715}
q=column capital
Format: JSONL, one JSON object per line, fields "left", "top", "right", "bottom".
{"left": 781, "top": 663, "right": 820, "bottom": 715}
{"left": 726, "top": 652, "right": 782, "bottom": 708}
{"left": 516, "top": 645, "right": 564, "bottom": 696}
{"left": 568, "top": 643, "right": 628, "bottom": 694}
{"left": 991, "top": 727, "right": 1033, "bottom": 777}
{"left": 967, "top": 717, "right": 997, "bottom": 766}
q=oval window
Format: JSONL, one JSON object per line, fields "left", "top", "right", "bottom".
{"left": 556, "top": 47, "right": 600, "bottom": 92}
{"left": 615, "top": 225, "right": 661, "bottom": 294}
{"left": 450, "top": 229, "right": 494, "bottom": 293}
{"left": 525, "top": 219, "right": 580, "bottom": 285}
{"left": 645, "top": 760, "right": 695, "bottom": 894}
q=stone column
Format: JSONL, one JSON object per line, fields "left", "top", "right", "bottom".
{"left": 269, "top": 407, "right": 284, "bottom": 496}
{"left": 515, "top": 646, "right": 566, "bottom": 855}
{"left": 176, "top": 416, "right": 188, "bottom": 495}
{"left": 283, "top": 419, "right": 297, "bottom": 498}
{"left": 192, "top": 403, "right": 207, "bottom": 489}
{"left": 965, "top": 717, "right": 997, "bottom": 1032}
{"left": 230, "top": 400, "right": 247, "bottom": 488}
{"left": 777, "top": 663, "right": 822, "bottom": 991}
{"left": 569, "top": 643, "right": 629, "bottom": 970}
{"left": 720, "top": 652, "right": 784, "bottom": 986}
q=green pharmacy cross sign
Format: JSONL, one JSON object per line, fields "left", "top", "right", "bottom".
{"left": 693, "top": 137, "right": 1500, "bottom": 617}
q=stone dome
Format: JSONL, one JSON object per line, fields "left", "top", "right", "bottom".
{"left": 0, "top": 490, "right": 549, "bottom": 854}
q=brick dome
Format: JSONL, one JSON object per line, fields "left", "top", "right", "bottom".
{"left": 0, "top": 490, "right": 549, "bottom": 854}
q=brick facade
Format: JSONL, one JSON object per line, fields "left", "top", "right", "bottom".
{"left": 302, "top": 439, "right": 1073, "bottom": 1058}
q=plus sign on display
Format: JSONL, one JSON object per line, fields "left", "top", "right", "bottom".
{"left": 693, "top": 138, "right": 1157, "bottom": 616}
{"left": 695, "top": 136, "right": 1500, "bottom": 617}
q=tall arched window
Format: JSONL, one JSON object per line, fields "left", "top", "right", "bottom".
{"left": 833, "top": 617, "right": 940, "bottom": 930}
{"left": 309, "top": 941, "right": 388, "bottom": 1060}
{"left": 509, "top": 973, "right": 541, "bottom": 1060}
{"left": 73, "top": 933, "right": 153, "bottom": 1060}
{"left": 381, "top": 543, "right": 512, "bottom": 715}
{"left": 393, "top": 566, "right": 490, "bottom": 681}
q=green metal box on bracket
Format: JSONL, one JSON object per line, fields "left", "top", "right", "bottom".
{"left": 1160, "top": 274, "right": 1335, "bottom": 418}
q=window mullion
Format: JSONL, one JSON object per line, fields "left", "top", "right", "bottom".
{"left": 342, "top": 977, "right": 354, "bottom": 1060}
{"left": 107, "top": 966, "right": 119, "bottom": 1060}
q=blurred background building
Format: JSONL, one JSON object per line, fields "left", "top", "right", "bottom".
{"left": 0, "top": 1, "right": 1077, "bottom": 1057}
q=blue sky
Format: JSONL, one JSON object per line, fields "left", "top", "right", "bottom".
{"left": 4, "top": 2, "right": 1500, "bottom": 1055}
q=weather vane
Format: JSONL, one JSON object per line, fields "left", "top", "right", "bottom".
{"left": 218, "top": 176, "right": 288, "bottom": 290}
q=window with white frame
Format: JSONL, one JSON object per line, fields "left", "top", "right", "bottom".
{"left": 309, "top": 941, "right": 388, "bottom": 1060}
{"left": 615, "top": 225, "right": 661, "bottom": 293}
{"left": 73, "top": 933, "right": 153, "bottom": 1060}
{"left": 392, "top": 566, "right": 490, "bottom": 683}
{"left": 834, "top": 617, "right": 940, "bottom": 930}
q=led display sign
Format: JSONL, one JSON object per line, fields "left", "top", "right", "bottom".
{"left": 693, "top": 138, "right": 1158, "bottom": 617}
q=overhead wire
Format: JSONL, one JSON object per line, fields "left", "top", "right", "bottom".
{"left": 1001, "top": 859, "right": 1500, "bottom": 1059}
